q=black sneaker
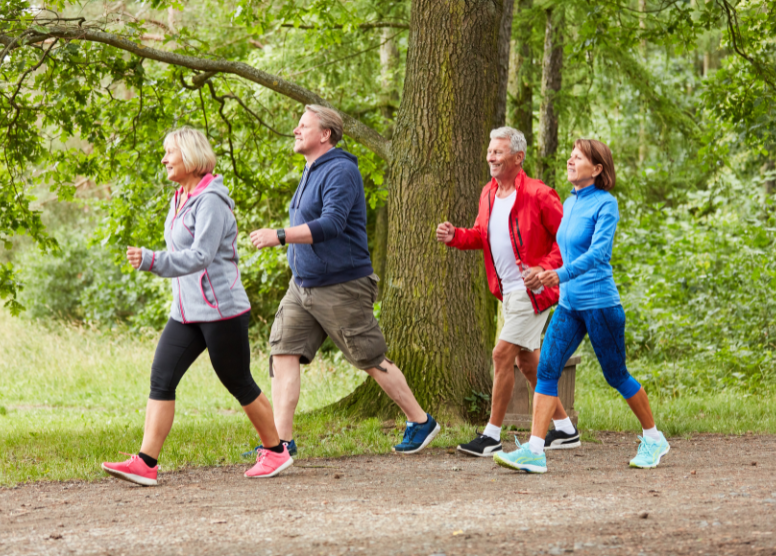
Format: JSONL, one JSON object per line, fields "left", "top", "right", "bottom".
{"left": 457, "top": 433, "right": 502, "bottom": 457}
{"left": 545, "top": 427, "right": 581, "bottom": 450}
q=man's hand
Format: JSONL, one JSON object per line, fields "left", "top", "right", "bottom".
{"left": 250, "top": 228, "right": 281, "bottom": 250}
{"left": 436, "top": 222, "right": 455, "bottom": 243}
{"left": 521, "top": 265, "right": 545, "bottom": 290}
{"left": 537, "top": 269, "right": 560, "bottom": 287}
{"left": 127, "top": 246, "right": 143, "bottom": 270}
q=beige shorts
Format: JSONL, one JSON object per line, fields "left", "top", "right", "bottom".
{"left": 499, "top": 289, "right": 550, "bottom": 351}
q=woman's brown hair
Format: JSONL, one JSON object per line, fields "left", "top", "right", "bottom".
{"left": 573, "top": 139, "right": 616, "bottom": 191}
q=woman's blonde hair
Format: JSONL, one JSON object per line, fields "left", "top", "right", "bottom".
{"left": 163, "top": 126, "right": 216, "bottom": 175}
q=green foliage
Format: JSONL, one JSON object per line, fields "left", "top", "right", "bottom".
{"left": 614, "top": 172, "right": 776, "bottom": 394}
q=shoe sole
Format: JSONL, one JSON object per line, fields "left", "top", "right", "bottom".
{"left": 244, "top": 456, "right": 294, "bottom": 478}
{"left": 493, "top": 454, "right": 547, "bottom": 474}
{"left": 456, "top": 444, "right": 502, "bottom": 457}
{"left": 393, "top": 423, "right": 441, "bottom": 455}
{"left": 101, "top": 464, "right": 157, "bottom": 486}
{"left": 545, "top": 439, "right": 581, "bottom": 450}
{"left": 629, "top": 445, "right": 670, "bottom": 469}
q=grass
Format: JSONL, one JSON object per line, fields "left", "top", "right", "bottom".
{"left": 0, "top": 313, "right": 476, "bottom": 485}
{"left": 1, "top": 313, "right": 775, "bottom": 485}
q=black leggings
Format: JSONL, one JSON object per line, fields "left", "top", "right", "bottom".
{"left": 149, "top": 313, "right": 261, "bottom": 406}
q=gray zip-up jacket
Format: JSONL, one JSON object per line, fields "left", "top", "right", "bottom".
{"left": 138, "top": 174, "right": 251, "bottom": 323}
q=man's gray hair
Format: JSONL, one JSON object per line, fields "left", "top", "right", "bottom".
{"left": 490, "top": 127, "right": 527, "bottom": 155}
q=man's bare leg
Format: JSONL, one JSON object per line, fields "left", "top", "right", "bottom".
{"left": 489, "top": 341, "right": 567, "bottom": 427}
{"left": 270, "top": 355, "right": 302, "bottom": 440}
{"left": 365, "top": 360, "right": 426, "bottom": 423}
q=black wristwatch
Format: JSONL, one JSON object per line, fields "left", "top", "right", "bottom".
{"left": 276, "top": 228, "right": 286, "bottom": 246}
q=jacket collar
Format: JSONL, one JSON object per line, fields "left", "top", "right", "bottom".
{"left": 570, "top": 183, "right": 597, "bottom": 197}
{"left": 177, "top": 173, "right": 215, "bottom": 199}
{"left": 488, "top": 168, "right": 526, "bottom": 197}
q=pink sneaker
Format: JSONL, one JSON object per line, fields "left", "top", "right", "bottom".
{"left": 244, "top": 446, "right": 293, "bottom": 478}
{"left": 102, "top": 454, "right": 158, "bottom": 486}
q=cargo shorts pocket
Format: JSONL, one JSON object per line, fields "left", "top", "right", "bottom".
{"left": 341, "top": 318, "right": 387, "bottom": 367}
{"left": 269, "top": 307, "right": 283, "bottom": 344}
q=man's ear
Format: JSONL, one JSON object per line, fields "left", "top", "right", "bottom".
{"left": 321, "top": 129, "right": 332, "bottom": 144}
{"left": 516, "top": 151, "right": 526, "bottom": 167}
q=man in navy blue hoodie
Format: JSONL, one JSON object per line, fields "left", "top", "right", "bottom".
{"left": 250, "top": 105, "right": 440, "bottom": 455}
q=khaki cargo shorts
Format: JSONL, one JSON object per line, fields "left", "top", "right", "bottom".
{"left": 268, "top": 274, "right": 388, "bottom": 374}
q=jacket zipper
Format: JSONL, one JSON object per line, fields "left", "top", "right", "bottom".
{"left": 511, "top": 198, "right": 540, "bottom": 313}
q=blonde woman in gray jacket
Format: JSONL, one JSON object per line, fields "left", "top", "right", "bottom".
{"left": 102, "top": 127, "right": 292, "bottom": 485}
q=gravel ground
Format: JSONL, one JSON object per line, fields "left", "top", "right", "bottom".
{"left": 1, "top": 432, "right": 775, "bottom": 556}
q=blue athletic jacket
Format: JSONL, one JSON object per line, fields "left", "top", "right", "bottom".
{"left": 555, "top": 184, "right": 621, "bottom": 310}
{"left": 287, "top": 148, "right": 373, "bottom": 288}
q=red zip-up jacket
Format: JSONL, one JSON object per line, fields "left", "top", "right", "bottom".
{"left": 448, "top": 169, "right": 564, "bottom": 313}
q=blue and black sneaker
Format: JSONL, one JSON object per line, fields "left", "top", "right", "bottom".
{"left": 392, "top": 414, "right": 441, "bottom": 454}
{"left": 241, "top": 439, "right": 297, "bottom": 458}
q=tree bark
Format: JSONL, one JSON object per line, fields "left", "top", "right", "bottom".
{"left": 536, "top": 7, "right": 563, "bottom": 186}
{"left": 337, "top": 0, "right": 503, "bottom": 418}
{"left": 508, "top": 0, "right": 535, "bottom": 147}
{"left": 494, "top": 0, "right": 516, "bottom": 129}
{"left": 373, "top": 29, "right": 402, "bottom": 300}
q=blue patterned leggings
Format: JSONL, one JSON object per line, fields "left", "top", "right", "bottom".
{"left": 536, "top": 305, "right": 641, "bottom": 399}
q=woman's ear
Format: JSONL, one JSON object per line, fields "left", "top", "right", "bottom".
{"left": 592, "top": 164, "right": 603, "bottom": 178}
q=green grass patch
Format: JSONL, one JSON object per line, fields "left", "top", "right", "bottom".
{"left": 2, "top": 313, "right": 775, "bottom": 485}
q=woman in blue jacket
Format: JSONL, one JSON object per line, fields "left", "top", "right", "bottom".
{"left": 494, "top": 139, "right": 669, "bottom": 473}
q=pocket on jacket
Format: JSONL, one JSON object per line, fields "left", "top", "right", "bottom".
{"left": 295, "top": 244, "right": 328, "bottom": 276}
{"left": 199, "top": 272, "right": 218, "bottom": 309}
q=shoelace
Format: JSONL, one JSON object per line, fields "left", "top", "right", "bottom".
{"left": 636, "top": 435, "right": 656, "bottom": 456}
{"left": 513, "top": 435, "right": 523, "bottom": 449}
{"left": 401, "top": 423, "right": 417, "bottom": 445}
{"left": 255, "top": 448, "right": 268, "bottom": 464}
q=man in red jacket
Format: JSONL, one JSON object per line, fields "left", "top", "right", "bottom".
{"left": 436, "top": 127, "right": 578, "bottom": 456}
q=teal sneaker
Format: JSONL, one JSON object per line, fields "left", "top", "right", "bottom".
{"left": 629, "top": 433, "right": 670, "bottom": 468}
{"left": 493, "top": 437, "right": 547, "bottom": 473}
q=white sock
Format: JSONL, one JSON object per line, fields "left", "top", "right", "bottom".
{"left": 642, "top": 426, "right": 661, "bottom": 441}
{"left": 528, "top": 435, "right": 545, "bottom": 455}
{"left": 483, "top": 423, "right": 502, "bottom": 442}
{"left": 553, "top": 417, "right": 576, "bottom": 435}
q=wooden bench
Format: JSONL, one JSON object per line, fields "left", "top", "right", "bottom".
{"left": 501, "top": 355, "right": 580, "bottom": 430}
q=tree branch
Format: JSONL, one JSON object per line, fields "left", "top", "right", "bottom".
{"left": 0, "top": 26, "right": 392, "bottom": 161}
{"left": 281, "top": 21, "right": 409, "bottom": 30}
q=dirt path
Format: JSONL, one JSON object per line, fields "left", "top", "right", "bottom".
{"left": 1, "top": 433, "right": 775, "bottom": 556}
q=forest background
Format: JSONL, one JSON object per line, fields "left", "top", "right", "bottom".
{"left": 1, "top": 0, "right": 775, "bottom": 431}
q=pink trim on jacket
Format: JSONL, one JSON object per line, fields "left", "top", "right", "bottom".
{"left": 149, "top": 252, "right": 156, "bottom": 271}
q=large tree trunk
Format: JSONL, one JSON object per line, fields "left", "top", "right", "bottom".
{"left": 373, "top": 29, "right": 402, "bottom": 300}
{"left": 337, "top": 0, "right": 504, "bottom": 418}
{"left": 536, "top": 7, "right": 563, "bottom": 186}
{"left": 508, "top": 0, "right": 535, "bottom": 147}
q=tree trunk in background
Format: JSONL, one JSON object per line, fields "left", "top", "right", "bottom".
{"left": 537, "top": 7, "right": 563, "bottom": 186}
{"left": 373, "top": 29, "right": 401, "bottom": 300}
{"left": 508, "top": 0, "right": 534, "bottom": 148}
{"left": 639, "top": 0, "right": 647, "bottom": 165}
{"left": 337, "top": 0, "right": 504, "bottom": 418}
{"left": 494, "top": 0, "right": 515, "bottom": 129}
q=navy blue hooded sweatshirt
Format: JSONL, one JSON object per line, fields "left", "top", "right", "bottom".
{"left": 288, "top": 148, "right": 373, "bottom": 287}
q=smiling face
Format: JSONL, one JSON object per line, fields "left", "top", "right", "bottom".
{"left": 567, "top": 146, "right": 602, "bottom": 188}
{"left": 293, "top": 111, "right": 330, "bottom": 156}
{"left": 161, "top": 140, "right": 190, "bottom": 184}
{"left": 487, "top": 138, "right": 524, "bottom": 183}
